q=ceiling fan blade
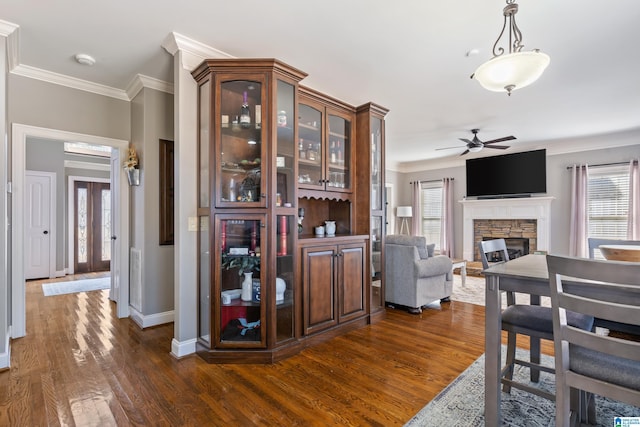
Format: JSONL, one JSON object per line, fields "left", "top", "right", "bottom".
{"left": 483, "top": 136, "right": 516, "bottom": 145}
{"left": 459, "top": 138, "right": 473, "bottom": 144}
{"left": 459, "top": 149, "right": 470, "bottom": 156}
{"left": 485, "top": 145, "right": 510, "bottom": 149}
{"left": 436, "top": 145, "right": 466, "bottom": 151}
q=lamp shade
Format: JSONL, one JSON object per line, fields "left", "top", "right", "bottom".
{"left": 473, "top": 50, "right": 550, "bottom": 94}
{"left": 397, "top": 206, "right": 413, "bottom": 218}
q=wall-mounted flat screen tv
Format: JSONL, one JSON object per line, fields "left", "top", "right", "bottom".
{"left": 466, "top": 149, "right": 547, "bottom": 198}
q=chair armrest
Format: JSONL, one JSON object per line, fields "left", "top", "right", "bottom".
{"left": 415, "top": 255, "right": 453, "bottom": 278}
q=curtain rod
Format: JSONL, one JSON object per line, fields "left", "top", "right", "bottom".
{"left": 565, "top": 160, "right": 638, "bottom": 170}
{"left": 409, "top": 178, "right": 454, "bottom": 184}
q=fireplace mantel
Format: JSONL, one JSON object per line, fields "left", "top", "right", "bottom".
{"left": 459, "top": 197, "right": 555, "bottom": 261}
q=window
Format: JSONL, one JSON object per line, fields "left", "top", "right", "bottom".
{"left": 588, "top": 165, "right": 630, "bottom": 241}
{"left": 420, "top": 181, "right": 443, "bottom": 250}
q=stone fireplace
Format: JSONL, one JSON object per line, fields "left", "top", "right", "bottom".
{"left": 475, "top": 219, "right": 537, "bottom": 262}
{"left": 459, "top": 197, "right": 554, "bottom": 262}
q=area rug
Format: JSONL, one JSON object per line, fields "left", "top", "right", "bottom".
{"left": 405, "top": 347, "right": 640, "bottom": 426}
{"left": 42, "top": 277, "right": 110, "bottom": 296}
{"left": 449, "top": 274, "right": 551, "bottom": 307}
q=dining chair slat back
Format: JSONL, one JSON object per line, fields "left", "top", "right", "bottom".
{"left": 587, "top": 237, "right": 639, "bottom": 260}
{"left": 479, "top": 238, "right": 510, "bottom": 269}
{"left": 546, "top": 255, "right": 640, "bottom": 426}
{"left": 587, "top": 237, "right": 640, "bottom": 335}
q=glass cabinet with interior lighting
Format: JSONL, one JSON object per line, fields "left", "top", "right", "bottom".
{"left": 192, "top": 58, "right": 387, "bottom": 363}
{"left": 192, "top": 59, "right": 307, "bottom": 362}
{"left": 297, "top": 88, "right": 354, "bottom": 197}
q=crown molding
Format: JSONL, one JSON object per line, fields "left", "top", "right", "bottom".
{"left": 12, "top": 64, "right": 130, "bottom": 101}
{"left": 0, "top": 20, "right": 20, "bottom": 71}
{"left": 162, "top": 32, "right": 234, "bottom": 71}
{"left": 126, "top": 73, "right": 174, "bottom": 99}
{"left": 0, "top": 20, "right": 19, "bottom": 37}
{"left": 64, "top": 160, "right": 111, "bottom": 172}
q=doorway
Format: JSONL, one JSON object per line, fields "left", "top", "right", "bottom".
{"left": 11, "top": 124, "right": 131, "bottom": 339}
{"left": 73, "top": 180, "right": 111, "bottom": 273}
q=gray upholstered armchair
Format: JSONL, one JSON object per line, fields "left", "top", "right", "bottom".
{"left": 385, "top": 235, "right": 453, "bottom": 313}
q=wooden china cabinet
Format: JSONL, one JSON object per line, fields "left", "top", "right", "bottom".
{"left": 192, "top": 58, "right": 387, "bottom": 363}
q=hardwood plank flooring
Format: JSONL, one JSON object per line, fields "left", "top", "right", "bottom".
{"left": 1, "top": 275, "right": 553, "bottom": 426}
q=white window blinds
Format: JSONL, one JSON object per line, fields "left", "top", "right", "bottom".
{"left": 588, "top": 166, "right": 630, "bottom": 240}
{"left": 420, "top": 181, "right": 442, "bottom": 250}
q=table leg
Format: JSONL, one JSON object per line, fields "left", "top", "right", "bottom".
{"left": 485, "top": 275, "right": 502, "bottom": 426}
{"left": 529, "top": 294, "right": 541, "bottom": 382}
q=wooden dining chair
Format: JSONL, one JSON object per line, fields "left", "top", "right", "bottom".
{"left": 479, "top": 239, "right": 594, "bottom": 401}
{"left": 546, "top": 255, "right": 640, "bottom": 426}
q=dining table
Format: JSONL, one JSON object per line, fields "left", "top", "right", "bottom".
{"left": 483, "top": 254, "right": 550, "bottom": 426}
{"left": 482, "top": 253, "right": 640, "bottom": 426}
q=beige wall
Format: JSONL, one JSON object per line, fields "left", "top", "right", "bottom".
{"left": 8, "top": 74, "right": 130, "bottom": 141}
{"left": 130, "top": 88, "right": 175, "bottom": 316}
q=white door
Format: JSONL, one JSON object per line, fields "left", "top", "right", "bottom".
{"left": 110, "top": 151, "right": 120, "bottom": 302}
{"left": 25, "top": 171, "right": 56, "bottom": 280}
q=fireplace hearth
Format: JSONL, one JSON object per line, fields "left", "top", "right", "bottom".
{"left": 460, "top": 196, "right": 554, "bottom": 262}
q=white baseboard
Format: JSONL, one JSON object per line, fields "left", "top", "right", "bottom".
{"left": 0, "top": 327, "right": 11, "bottom": 369}
{"left": 129, "top": 306, "right": 174, "bottom": 329}
{"left": 171, "top": 337, "right": 196, "bottom": 358}
{"left": 55, "top": 269, "right": 66, "bottom": 278}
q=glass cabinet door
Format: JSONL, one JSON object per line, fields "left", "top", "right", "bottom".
{"left": 217, "top": 78, "right": 266, "bottom": 207}
{"left": 217, "top": 215, "right": 266, "bottom": 348}
{"left": 371, "top": 117, "right": 382, "bottom": 211}
{"left": 298, "top": 103, "right": 323, "bottom": 189}
{"left": 276, "top": 214, "right": 295, "bottom": 343}
{"left": 327, "top": 112, "right": 351, "bottom": 192}
{"left": 276, "top": 80, "right": 295, "bottom": 206}
{"left": 199, "top": 216, "right": 210, "bottom": 345}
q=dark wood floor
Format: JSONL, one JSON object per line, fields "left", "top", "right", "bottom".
{"left": 0, "top": 275, "right": 552, "bottom": 426}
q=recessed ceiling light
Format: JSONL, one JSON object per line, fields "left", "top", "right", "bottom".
{"left": 75, "top": 53, "right": 96, "bottom": 66}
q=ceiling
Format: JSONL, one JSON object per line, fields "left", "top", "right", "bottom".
{"left": 2, "top": 0, "right": 640, "bottom": 171}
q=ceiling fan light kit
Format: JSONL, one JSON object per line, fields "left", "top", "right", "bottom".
{"left": 472, "top": 0, "right": 550, "bottom": 95}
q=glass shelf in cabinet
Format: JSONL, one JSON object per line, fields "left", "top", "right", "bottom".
{"left": 299, "top": 158, "right": 321, "bottom": 166}
{"left": 299, "top": 122, "right": 320, "bottom": 131}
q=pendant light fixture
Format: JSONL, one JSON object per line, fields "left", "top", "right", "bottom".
{"left": 471, "top": 0, "right": 550, "bottom": 96}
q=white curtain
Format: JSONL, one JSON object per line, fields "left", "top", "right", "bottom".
{"left": 440, "top": 178, "right": 454, "bottom": 257}
{"left": 569, "top": 164, "right": 589, "bottom": 257}
{"left": 411, "top": 181, "right": 421, "bottom": 236}
{"left": 628, "top": 159, "right": 640, "bottom": 239}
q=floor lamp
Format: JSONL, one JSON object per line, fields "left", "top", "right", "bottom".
{"left": 397, "top": 206, "right": 412, "bottom": 235}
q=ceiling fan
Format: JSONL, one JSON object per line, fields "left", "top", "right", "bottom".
{"left": 437, "top": 129, "right": 516, "bottom": 156}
